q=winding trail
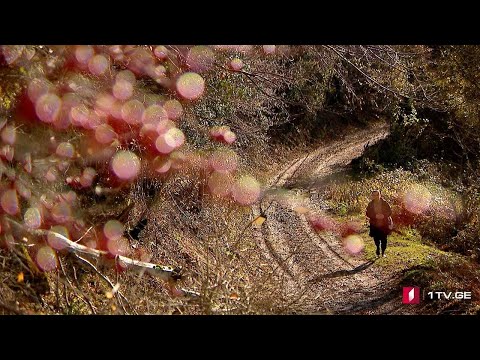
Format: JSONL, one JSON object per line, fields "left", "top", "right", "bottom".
{"left": 252, "top": 121, "right": 409, "bottom": 314}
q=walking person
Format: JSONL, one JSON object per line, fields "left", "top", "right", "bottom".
{"left": 366, "top": 190, "right": 393, "bottom": 257}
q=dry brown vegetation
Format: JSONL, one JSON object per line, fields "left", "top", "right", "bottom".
{"left": 2, "top": 45, "right": 480, "bottom": 315}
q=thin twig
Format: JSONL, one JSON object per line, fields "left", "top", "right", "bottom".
{"left": 323, "top": 45, "right": 414, "bottom": 100}
{"left": 72, "top": 254, "right": 137, "bottom": 315}
{"left": 74, "top": 226, "right": 94, "bottom": 243}
{"left": 58, "top": 257, "right": 96, "bottom": 314}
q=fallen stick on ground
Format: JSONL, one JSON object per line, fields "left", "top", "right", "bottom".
{"left": 6, "top": 217, "right": 181, "bottom": 282}
{"left": 6, "top": 218, "right": 202, "bottom": 299}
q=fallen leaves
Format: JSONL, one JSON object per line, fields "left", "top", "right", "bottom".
{"left": 252, "top": 216, "right": 266, "bottom": 227}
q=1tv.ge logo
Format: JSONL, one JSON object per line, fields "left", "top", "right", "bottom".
{"left": 403, "top": 286, "right": 472, "bottom": 304}
{"left": 403, "top": 287, "right": 420, "bottom": 304}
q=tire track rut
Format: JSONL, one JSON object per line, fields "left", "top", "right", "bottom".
{"left": 253, "top": 122, "right": 405, "bottom": 314}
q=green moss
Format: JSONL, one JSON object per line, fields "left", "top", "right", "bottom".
{"left": 362, "top": 229, "right": 446, "bottom": 269}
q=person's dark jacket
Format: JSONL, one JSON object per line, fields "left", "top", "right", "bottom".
{"left": 366, "top": 198, "right": 392, "bottom": 233}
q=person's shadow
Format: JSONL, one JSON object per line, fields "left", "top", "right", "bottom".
{"left": 308, "top": 260, "right": 376, "bottom": 283}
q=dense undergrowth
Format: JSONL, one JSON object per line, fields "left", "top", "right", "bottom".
{"left": 1, "top": 45, "right": 480, "bottom": 314}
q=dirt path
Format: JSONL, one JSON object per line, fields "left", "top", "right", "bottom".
{"left": 252, "top": 121, "right": 409, "bottom": 314}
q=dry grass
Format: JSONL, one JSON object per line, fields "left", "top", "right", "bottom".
{"left": 0, "top": 144, "right": 299, "bottom": 315}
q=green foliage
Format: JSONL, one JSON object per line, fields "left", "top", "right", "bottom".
{"left": 363, "top": 230, "right": 444, "bottom": 268}
{"left": 352, "top": 103, "right": 430, "bottom": 173}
